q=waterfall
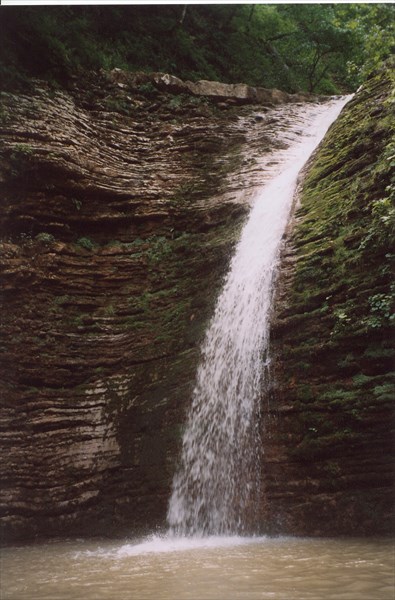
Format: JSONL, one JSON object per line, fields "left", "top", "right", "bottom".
{"left": 167, "top": 97, "right": 351, "bottom": 537}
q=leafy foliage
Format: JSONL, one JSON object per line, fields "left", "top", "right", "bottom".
{"left": 0, "top": 4, "right": 393, "bottom": 92}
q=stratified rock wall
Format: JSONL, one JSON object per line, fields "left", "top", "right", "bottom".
{"left": 2, "top": 67, "right": 392, "bottom": 543}
{"left": 263, "top": 64, "right": 394, "bottom": 536}
{"left": 0, "top": 70, "right": 317, "bottom": 542}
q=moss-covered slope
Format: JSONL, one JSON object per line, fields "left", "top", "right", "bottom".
{"left": 265, "top": 63, "right": 394, "bottom": 536}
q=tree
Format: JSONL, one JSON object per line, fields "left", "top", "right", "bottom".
{"left": 277, "top": 4, "right": 353, "bottom": 92}
{"left": 0, "top": 4, "right": 393, "bottom": 93}
{"left": 333, "top": 3, "right": 395, "bottom": 86}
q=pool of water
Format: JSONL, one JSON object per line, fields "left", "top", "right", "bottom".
{"left": 1, "top": 535, "right": 393, "bottom": 600}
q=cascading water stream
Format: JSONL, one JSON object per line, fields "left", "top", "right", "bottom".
{"left": 167, "top": 96, "right": 351, "bottom": 537}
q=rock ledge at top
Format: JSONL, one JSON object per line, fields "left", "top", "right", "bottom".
{"left": 105, "top": 68, "right": 321, "bottom": 105}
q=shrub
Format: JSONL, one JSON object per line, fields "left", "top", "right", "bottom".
{"left": 77, "top": 236, "right": 96, "bottom": 250}
{"left": 35, "top": 232, "right": 55, "bottom": 243}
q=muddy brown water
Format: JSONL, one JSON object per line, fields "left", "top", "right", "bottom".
{"left": 1, "top": 535, "right": 393, "bottom": 599}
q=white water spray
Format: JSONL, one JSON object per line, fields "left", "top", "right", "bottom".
{"left": 168, "top": 97, "right": 351, "bottom": 537}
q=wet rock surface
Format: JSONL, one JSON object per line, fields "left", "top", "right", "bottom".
{"left": 263, "top": 65, "right": 394, "bottom": 536}
{"left": 0, "top": 70, "right": 324, "bottom": 542}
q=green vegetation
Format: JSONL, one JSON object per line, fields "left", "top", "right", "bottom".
{"left": 0, "top": 4, "right": 393, "bottom": 92}
{"left": 146, "top": 236, "right": 173, "bottom": 264}
{"left": 11, "top": 143, "right": 34, "bottom": 157}
{"left": 7, "top": 143, "right": 35, "bottom": 178}
{"left": 76, "top": 236, "right": 97, "bottom": 251}
{"left": 35, "top": 232, "right": 55, "bottom": 244}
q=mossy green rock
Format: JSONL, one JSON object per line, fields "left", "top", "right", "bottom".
{"left": 264, "top": 63, "right": 394, "bottom": 536}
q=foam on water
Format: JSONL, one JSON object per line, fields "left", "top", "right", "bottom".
{"left": 74, "top": 534, "right": 269, "bottom": 559}
{"left": 116, "top": 533, "right": 267, "bottom": 556}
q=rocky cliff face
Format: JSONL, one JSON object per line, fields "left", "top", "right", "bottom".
{"left": 0, "top": 70, "right": 323, "bottom": 542}
{"left": 263, "top": 65, "right": 394, "bottom": 536}
{"left": 1, "top": 67, "right": 392, "bottom": 543}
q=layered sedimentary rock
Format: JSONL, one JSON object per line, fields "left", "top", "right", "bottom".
{"left": 263, "top": 65, "right": 394, "bottom": 536}
{"left": 1, "top": 65, "right": 392, "bottom": 543}
{"left": 0, "top": 70, "right": 320, "bottom": 542}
